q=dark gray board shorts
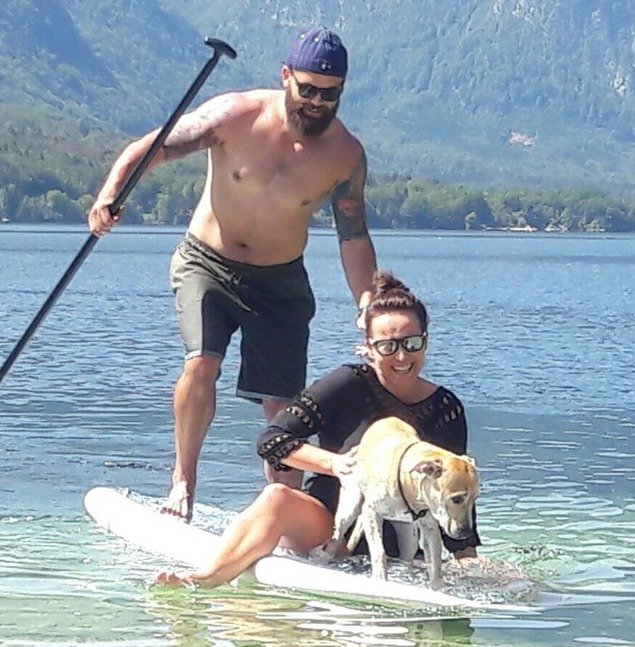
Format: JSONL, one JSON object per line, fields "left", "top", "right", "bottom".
{"left": 169, "top": 233, "right": 316, "bottom": 402}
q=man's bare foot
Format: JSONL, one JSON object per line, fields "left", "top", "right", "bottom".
{"left": 160, "top": 481, "right": 194, "bottom": 523}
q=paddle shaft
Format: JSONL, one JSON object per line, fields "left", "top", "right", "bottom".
{"left": 0, "top": 38, "right": 237, "bottom": 386}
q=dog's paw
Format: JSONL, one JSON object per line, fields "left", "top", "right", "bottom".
{"left": 308, "top": 547, "right": 331, "bottom": 565}
{"left": 370, "top": 566, "right": 388, "bottom": 580}
{"left": 309, "top": 540, "right": 346, "bottom": 564}
{"left": 322, "top": 539, "right": 350, "bottom": 558}
{"left": 428, "top": 576, "right": 445, "bottom": 590}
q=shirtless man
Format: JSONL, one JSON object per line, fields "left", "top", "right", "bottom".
{"left": 87, "top": 27, "right": 377, "bottom": 522}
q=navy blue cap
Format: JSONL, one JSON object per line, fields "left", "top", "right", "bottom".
{"left": 286, "top": 27, "right": 348, "bottom": 79}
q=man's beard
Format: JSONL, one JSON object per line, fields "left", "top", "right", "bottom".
{"left": 285, "top": 90, "right": 339, "bottom": 136}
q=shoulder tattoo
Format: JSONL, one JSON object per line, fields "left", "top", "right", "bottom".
{"left": 162, "top": 97, "right": 230, "bottom": 160}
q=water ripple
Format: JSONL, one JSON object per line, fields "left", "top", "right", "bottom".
{"left": 1, "top": 228, "right": 634, "bottom": 645}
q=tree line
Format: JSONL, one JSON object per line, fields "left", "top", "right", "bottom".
{"left": 361, "top": 177, "right": 635, "bottom": 232}
{"left": 1, "top": 159, "right": 633, "bottom": 233}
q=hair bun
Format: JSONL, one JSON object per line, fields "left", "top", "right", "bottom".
{"left": 366, "top": 270, "right": 428, "bottom": 332}
{"left": 372, "top": 270, "right": 408, "bottom": 296}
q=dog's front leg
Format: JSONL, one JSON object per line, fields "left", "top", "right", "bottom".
{"left": 362, "top": 505, "right": 387, "bottom": 579}
{"left": 419, "top": 518, "right": 444, "bottom": 590}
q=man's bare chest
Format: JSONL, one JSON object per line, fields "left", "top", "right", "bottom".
{"left": 216, "top": 135, "right": 343, "bottom": 201}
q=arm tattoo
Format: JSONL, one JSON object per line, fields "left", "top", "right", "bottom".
{"left": 331, "top": 153, "right": 369, "bottom": 242}
{"left": 161, "top": 98, "right": 230, "bottom": 161}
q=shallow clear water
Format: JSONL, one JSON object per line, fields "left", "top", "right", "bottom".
{"left": 1, "top": 225, "right": 633, "bottom": 646}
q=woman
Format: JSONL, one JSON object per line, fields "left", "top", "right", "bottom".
{"left": 156, "top": 271, "right": 480, "bottom": 587}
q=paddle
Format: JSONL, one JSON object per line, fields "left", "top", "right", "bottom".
{"left": 0, "top": 38, "right": 237, "bottom": 386}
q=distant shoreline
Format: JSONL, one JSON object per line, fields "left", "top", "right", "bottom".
{"left": 2, "top": 221, "right": 633, "bottom": 236}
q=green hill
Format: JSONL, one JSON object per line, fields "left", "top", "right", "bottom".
{"left": 0, "top": 0, "right": 633, "bottom": 227}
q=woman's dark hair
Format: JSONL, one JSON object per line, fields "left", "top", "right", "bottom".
{"left": 364, "top": 270, "right": 428, "bottom": 332}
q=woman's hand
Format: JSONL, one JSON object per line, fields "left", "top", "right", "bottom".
{"left": 332, "top": 446, "right": 358, "bottom": 480}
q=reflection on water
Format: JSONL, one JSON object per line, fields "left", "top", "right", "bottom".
{"left": 1, "top": 227, "right": 634, "bottom": 646}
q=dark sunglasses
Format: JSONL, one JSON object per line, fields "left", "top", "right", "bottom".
{"left": 290, "top": 70, "right": 343, "bottom": 102}
{"left": 369, "top": 334, "right": 427, "bottom": 357}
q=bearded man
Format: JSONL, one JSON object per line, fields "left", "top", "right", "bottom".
{"left": 88, "top": 27, "right": 377, "bottom": 522}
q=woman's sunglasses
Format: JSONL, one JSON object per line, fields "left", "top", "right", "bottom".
{"left": 290, "top": 70, "right": 344, "bottom": 102}
{"left": 369, "top": 334, "right": 427, "bottom": 357}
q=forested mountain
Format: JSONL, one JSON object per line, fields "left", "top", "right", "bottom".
{"left": 0, "top": 0, "right": 633, "bottom": 228}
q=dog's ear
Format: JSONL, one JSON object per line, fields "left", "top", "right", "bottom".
{"left": 412, "top": 459, "right": 443, "bottom": 478}
{"left": 462, "top": 454, "right": 477, "bottom": 467}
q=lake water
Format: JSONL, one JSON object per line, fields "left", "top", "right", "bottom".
{"left": 0, "top": 225, "right": 633, "bottom": 646}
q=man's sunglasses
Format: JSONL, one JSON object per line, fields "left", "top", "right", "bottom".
{"left": 290, "top": 70, "right": 344, "bottom": 102}
{"left": 369, "top": 334, "right": 427, "bottom": 357}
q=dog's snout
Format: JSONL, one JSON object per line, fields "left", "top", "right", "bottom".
{"left": 447, "top": 522, "right": 475, "bottom": 541}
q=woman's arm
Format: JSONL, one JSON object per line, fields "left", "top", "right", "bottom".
{"left": 257, "top": 365, "right": 365, "bottom": 471}
{"left": 281, "top": 442, "right": 357, "bottom": 478}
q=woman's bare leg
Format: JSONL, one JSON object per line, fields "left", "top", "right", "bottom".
{"left": 155, "top": 483, "right": 333, "bottom": 587}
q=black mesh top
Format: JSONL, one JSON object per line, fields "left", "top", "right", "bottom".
{"left": 257, "top": 363, "right": 480, "bottom": 554}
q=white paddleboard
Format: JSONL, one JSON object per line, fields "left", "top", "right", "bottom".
{"left": 84, "top": 486, "right": 535, "bottom": 613}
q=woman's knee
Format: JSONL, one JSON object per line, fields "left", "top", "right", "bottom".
{"left": 257, "top": 483, "right": 295, "bottom": 509}
{"left": 257, "top": 486, "right": 330, "bottom": 544}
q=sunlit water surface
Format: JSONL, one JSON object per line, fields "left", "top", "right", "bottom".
{"left": 1, "top": 226, "right": 633, "bottom": 646}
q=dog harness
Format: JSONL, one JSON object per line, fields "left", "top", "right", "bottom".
{"left": 397, "top": 442, "right": 428, "bottom": 521}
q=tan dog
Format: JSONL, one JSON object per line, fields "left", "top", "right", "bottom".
{"left": 331, "top": 416, "right": 479, "bottom": 589}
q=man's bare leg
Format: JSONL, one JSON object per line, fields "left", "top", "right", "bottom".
{"left": 155, "top": 483, "right": 333, "bottom": 587}
{"left": 262, "top": 398, "right": 303, "bottom": 489}
{"left": 162, "top": 355, "right": 221, "bottom": 521}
